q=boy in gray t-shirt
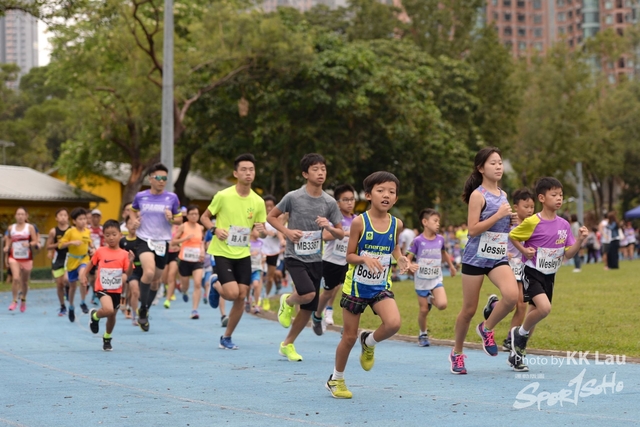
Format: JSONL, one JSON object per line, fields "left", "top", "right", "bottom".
{"left": 267, "top": 153, "right": 344, "bottom": 362}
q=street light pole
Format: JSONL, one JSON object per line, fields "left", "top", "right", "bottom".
{"left": 161, "top": 0, "right": 174, "bottom": 192}
{"left": 0, "top": 140, "right": 15, "bottom": 165}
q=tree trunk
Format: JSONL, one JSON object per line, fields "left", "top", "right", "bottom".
{"left": 121, "top": 164, "right": 146, "bottom": 211}
{"left": 174, "top": 151, "right": 194, "bottom": 205}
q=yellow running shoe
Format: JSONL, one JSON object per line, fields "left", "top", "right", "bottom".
{"left": 163, "top": 300, "right": 170, "bottom": 309}
{"left": 262, "top": 297, "right": 271, "bottom": 311}
{"left": 359, "top": 331, "right": 375, "bottom": 371}
{"left": 278, "top": 293, "right": 293, "bottom": 328}
{"left": 279, "top": 342, "right": 303, "bottom": 362}
{"left": 170, "top": 294, "right": 176, "bottom": 301}
{"left": 325, "top": 375, "right": 352, "bottom": 399}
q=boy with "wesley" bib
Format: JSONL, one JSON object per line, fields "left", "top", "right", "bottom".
{"left": 508, "top": 177, "right": 587, "bottom": 372}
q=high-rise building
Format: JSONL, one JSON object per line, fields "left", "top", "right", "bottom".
{"left": 0, "top": 10, "right": 39, "bottom": 82}
{"left": 484, "top": 0, "right": 639, "bottom": 80}
{"left": 485, "top": 0, "right": 583, "bottom": 57}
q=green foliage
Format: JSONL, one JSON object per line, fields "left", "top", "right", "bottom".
{"left": 0, "top": 0, "right": 540, "bottom": 226}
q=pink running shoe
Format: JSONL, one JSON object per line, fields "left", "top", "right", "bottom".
{"left": 20, "top": 301, "right": 26, "bottom": 313}
{"left": 8, "top": 301, "right": 18, "bottom": 311}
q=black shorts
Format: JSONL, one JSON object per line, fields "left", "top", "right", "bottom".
{"left": 340, "top": 290, "right": 395, "bottom": 315}
{"left": 522, "top": 265, "right": 555, "bottom": 305}
{"left": 167, "top": 251, "right": 179, "bottom": 264}
{"left": 322, "top": 261, "right": 349, "bottom": 291}
{"left": 214, "top": 255, "right": 251, "bottom": 286}
{"left": 266, "top": 255, "right": 279, "bottom": 267}
{"left": 128, "top": 264, "right": 142, "bottom": 283}
{"left": 135, "top": 238, "right": 169, "bottom": 270}
{"left": 97, "top": 291, "right": 121, "bottom": 310}
{"left": 285, "top": 258, "right": 322, "bottom": 311}
{"left": 179, "top": 260, "right": 203, "bottom": 277}
{"left": 602, "top": 243, "right": 610, "bottom": 254}
{"left": 461, "top": 261, "right": 510, "bottom": 276}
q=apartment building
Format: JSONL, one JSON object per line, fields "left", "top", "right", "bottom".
{"left": 0, "top": 10, "right": 38, "bottom": 83}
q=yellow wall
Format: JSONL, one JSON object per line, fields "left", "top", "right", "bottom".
{"left": 51, "top": 171, "right": 123, "bottom": 222}
{"left": 0, "top": 201, "right": 92, "bottom": 269}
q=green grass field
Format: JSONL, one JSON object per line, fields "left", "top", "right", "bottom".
{"left": 322, "top": 261, "right": 640, "bottom": 358}
{"left": 0, "top": 281, "right": 56, "bottom": 293}
{"left": 4, "top": 261, "right": 639, "bottom": 357}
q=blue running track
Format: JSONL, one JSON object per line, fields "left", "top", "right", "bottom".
{"left": 1, "top": 289, "right": 639, "bottom": 426}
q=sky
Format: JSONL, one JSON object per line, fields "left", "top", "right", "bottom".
{"left": 37, "top": 20, "right": 51, "bottom": 66}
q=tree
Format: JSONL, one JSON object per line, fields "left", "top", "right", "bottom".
{"left": 401, "top": 0, "right": 484, "bottom": 58}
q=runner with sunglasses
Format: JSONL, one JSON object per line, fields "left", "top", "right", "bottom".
{"left": 130, "top": 163, "right": 182, "bottom": 332}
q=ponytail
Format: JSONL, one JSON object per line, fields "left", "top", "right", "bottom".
{"left": 462, "top": 171, "right": 484, "bottom": 204}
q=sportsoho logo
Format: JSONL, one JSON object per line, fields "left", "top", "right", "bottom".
{"left": 512, "top": 352, "right": 626, "bottom": 410}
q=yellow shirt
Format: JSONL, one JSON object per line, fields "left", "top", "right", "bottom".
{"left": 59, "top": 227, "right": 91, "bottom": 271}
{"left": 456, "top": 229, "right": 469, "bottom": 249}
{"left": 206, "top": 186, "right": 267, "bottom": 259}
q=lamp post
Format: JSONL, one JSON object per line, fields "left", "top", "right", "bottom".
{"left": 160, "top": 0, "right": 174, "bottom": 192}
{"left": 0, "top": 140, "right": 15, "bottom": 165}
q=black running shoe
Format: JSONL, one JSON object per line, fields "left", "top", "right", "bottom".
{"left": 80, "top": 301, "right": 89, "bottom": 314}
{"left": 311, "top": 313, "right": 323, "bottom": 336}
{"left": 137, "top": 308, "right": 150, "bottom": 332}
{"left": 103, "top": 337, "right": 113, "bottom": 351}
{"left": 89, "top": 309, "right": 99, "bottom": 334}
{"left": 503, "top": 336, "right": 512, "bottom": 352}
{"left": 508, "top": 351, "right": 529, "bottom": 372}
{"left": 68, "top": 306, "right": 75, "bottom": 323}
{"left": 483, "top": 294, "right": 499, "bottom": 320}
{"left": 510, "top": 326, "right": 529, "bottom": 359}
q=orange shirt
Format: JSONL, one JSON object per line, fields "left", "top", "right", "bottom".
{"left": 91, "top": 246, "right": 130, "bottom": 293}
{"left": 178, "top": 222, "right": 204, "bottom": 262}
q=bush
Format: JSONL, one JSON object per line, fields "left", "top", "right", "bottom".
{"left": 31, "top": 267, "right": 53, "bottom": 281}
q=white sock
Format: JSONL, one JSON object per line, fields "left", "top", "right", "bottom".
{"left": 518, "top": 326, "right": 529, "bottom": 336}
{"left": 332, "top": 368, "right": 344, "bottom": 380}
{"left": 420, "top": 330, "right": 427, "bottom": 336}
{"left": 364, "top": 332, "right": 378, "bottom": 347}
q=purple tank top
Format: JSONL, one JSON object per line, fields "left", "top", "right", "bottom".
{"left": 462, "top": 186, "right": 510, "bottom": 268}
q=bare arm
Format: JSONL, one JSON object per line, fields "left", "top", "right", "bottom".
{"left": 565, "top": 226, "right": 588, "bottom": 259}
{"left": 467, "top": 191, "right": 512, "bottom": 237}
{"left": 46, "top": 228, "right": 58, "bottom": 250}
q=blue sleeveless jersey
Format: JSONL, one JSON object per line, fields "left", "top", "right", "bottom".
{"left": 343, "top": 212, "right": 397, "bottom": 299}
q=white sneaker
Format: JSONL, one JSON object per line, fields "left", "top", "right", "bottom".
{"left": 573, "top": 268, "right": 581, "bottom": 273}
{"left": 324, "top": 308, "right": 334, "bottom": 326}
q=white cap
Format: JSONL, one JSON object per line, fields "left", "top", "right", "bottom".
{"left": 91, "top": 209, "right": 102, "bottom": 216}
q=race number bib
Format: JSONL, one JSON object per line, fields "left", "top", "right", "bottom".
{"left": 294, "top": 231, "right": 322, "bottom": 256}
{"left": 536, "top": 247, "right": 565, "bottom": 275}
{"left": 227, "top": 226, "right": 250, "bottom": 247}
{"left": 477, "top": 232, "right": 508, "bottom": 260}
{"left": 416, "top": 258, "right": 441, "bottom": 280}
{"left": 100, "top": 268, "right": 123, "bottom": 290}
{"left": 251, "top": 253, "right": 262, "bottom": 271}
{"left": 12, "top": 242, "right": 29, "bottom": 260}
{"left": 509, "top": 257, "right": 523, "bottom": 281}
{"left": 333, "top": 237, "right": 349, "bottom": 258}
{"left": 183, "top": 247, "right": 201, "bottom": 262}
{"left": 148, "top": 240, "right": 167, "bottom": 257}
{"left": 353, "top": 252, "right": 391, "bottom": 286}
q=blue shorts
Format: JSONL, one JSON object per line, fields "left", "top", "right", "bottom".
{"left": 251, "top": 270, "right": 262, "bottom": 283}
{"left": 67, "top": 264, "right": 87, "bottom": 283}
{"left": 415, "top": 284, "right": 443, "bottom": 298}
